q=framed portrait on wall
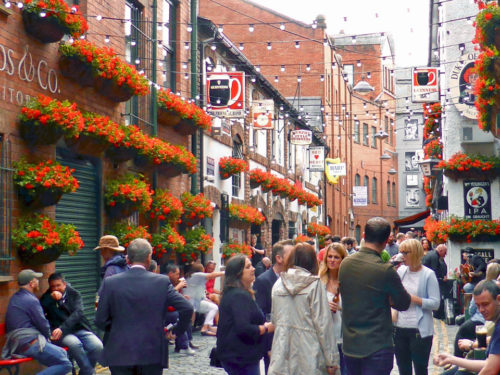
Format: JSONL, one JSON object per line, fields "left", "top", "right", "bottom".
{"left": 404, "top": 119, "right": 419, "bottom": 140}
{"left": 405, "top": 152, "right": 419, "bottom": 171}
{"left": 406, "top": 174, "right": 419, "bottom": 187}
{"left": 406, "top": 188, "right": 420, "bottom": 207}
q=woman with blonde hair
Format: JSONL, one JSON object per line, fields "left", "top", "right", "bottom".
{"left": 269, "top": 242, "right": 339, "bottom": 375}
{"left": 394, "top": 239, "right": 440, "bottom": 375}
{"left": 319, "top": 243, "right": 348, "bottom": 375}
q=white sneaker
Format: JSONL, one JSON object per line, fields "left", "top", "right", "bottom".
{"left": 177, "top": 347, "right": 196, "bottom": 356}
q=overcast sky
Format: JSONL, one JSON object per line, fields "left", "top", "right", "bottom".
{"left": 251, "top": 0, "right": 430, "bottom": 68}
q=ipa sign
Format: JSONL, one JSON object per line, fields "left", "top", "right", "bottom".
{"left": 308, "top": 147, "right": 324, "bottom": 171}
{"left": 412, "top": 67, "right": 439, "bottom": 102}
{"left": 290, "top": 130, "right": 312, "bottom": 145}
{"left": 464, "top": 181, "right": 491, "bottom": 220}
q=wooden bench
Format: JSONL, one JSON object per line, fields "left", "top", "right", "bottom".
{"left": 0, "top": 323, "right": 76, "bottom": 375}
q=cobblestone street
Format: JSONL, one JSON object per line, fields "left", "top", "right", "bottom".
{"left": 95, "top": 319, "right": 458, "bottom": 375}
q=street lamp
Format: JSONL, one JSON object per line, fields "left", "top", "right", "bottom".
{"left": 418, "top": 158, "right": 440, "bottom": 177}
{"left": 353, "top": 76, "right": 375, "bottom": 94}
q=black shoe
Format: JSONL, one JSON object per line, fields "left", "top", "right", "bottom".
{"left": 174, "top": 347, "right": 180, "bottom": 353}
{"left": 189, "top": 341, "right": 200, "bottom": 349}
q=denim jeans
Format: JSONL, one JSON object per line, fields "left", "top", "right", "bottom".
{"left": 221, "top": 361, "right": 260, "bottom": 375}
{"left": 344, "top": 347, "right": 394, "bottom": 375}
{"left": 394, "top": 327, "right": 433, "bottom": 375}
{"left": 57, "top": 330, "right": 103, "bottom": 375}
{"left": 22, "top": 340, "right": 72, "bottom": 375}
{"left": 165, "top": 310, "right": 192, "bottom": 350}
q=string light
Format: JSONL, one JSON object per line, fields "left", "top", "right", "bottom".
{"left": 280, "top": 23, "right": 285, "bottom": 30}
{"left": 297, "top": 76, "right": 302, "bottom": 83}
{"left": 239, "top": 43, "right": 244, "bottom": 50}
{"left": 249, "top": 24, "right": 254, "bottom": 32}
{"left": 104, "top": 35, "right": 110, "bottom": 43}
{"left": 267, "top": 42, "right": 272, "bottom": 50}
{"left": 187, "top": 24, "right": 192, "bottom": 32}
{"left": 320, "top": 75, "right": 324, "bottom": 82}
{"left": 295, "top": 41, "right": 300, "bottom": 49}
{"left": 274, "top": 76, "right": 279, "bottom": 82}
{"left": 280, "top": 65, "right": 285, "bottom": 72}
{"left": 184, "top": 42, "right": 189, "bottom": 49}
{"left": 306, "top": 64, "right": 311, "bottom": 71}
{"left": 96, "top": 14, "right": 102, "bottom": 21}
{"left": 357, "top": 60, "right": 361, "bottom": 67}
{"left": 218, "top": 24, "right": 224, "bottom": 33}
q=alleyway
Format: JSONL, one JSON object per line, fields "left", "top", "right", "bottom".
{"left": 95, "top": 319, "right": 458, "bottom": 375}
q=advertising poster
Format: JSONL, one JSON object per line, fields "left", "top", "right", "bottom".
{"left": 463, "top": 181, "right": 491, "bottom": 220}
{"left": 290, "top": 130, "right": 312, "bottom": 145}
{"left": 412, "top": 67, "right": 439, "bottom": 102}
{"left": 308, "top": 147, "right": 325, "bottom": 172}
{"left": 206, "top": 72, "right": 245, "bottom": 117}
{"left": 353, "top": 186, "right": 368, "bottom": 207}
{"left": 252, "top": 99, "right": 274, "bottom": 129}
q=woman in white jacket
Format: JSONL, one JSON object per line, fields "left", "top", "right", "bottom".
{"left": 394, "top": 239, "right": 440, "bottom": 375}
{"left": 269, "top": 242, "right": 339, "bottom": 375}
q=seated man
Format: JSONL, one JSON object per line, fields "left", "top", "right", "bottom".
{"left": 3, "top": 269, "right": 72, "bottom": 375}
{"left": 40, "top": 273, "right": 103, "bottom": 375}
{"left": 254, "top": 257, "right": 272, "bottom": 278}
{"left": 434, "top": 280, "right": 500, "bottom": 375}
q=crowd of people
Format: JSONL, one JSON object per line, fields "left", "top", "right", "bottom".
{"left": 2, "top": 218, "right": 500, "bottom": 375}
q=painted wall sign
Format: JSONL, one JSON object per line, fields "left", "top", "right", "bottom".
{"left": 206, "top": 72, "right": 245, "bottom": 118}
{"left": 290, "top": 129, "right": 312, "bottom": 145}
{"left": 308, "top": 146, "right": 324, "bottom": 171}
{"left": 463, "top": 181, "right": 491, "bottom": 220}
{"left": 412, "top": 67, "right": 439, "bottom": 102}
{"left": 449, "top": 52, "right": 479, "bottom": 119}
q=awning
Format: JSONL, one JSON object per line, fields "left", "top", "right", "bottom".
{"left": 394, "top": 210, "right": 430, "bottom": 228}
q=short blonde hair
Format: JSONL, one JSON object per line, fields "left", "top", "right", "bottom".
{"left": 399, "top": 239, "right": 424, "bottom": 267}
{"left": 319, "top": 243, "right": 347, "bottom": 284}
{"left": 486, "top": 263, "right": 500, "bottom": 281}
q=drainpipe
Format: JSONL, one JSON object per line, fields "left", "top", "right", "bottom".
{"left": 151, "top": 0, "right": 158, "bottom": 189}
{"left": 190, "top": 0, "right": 199, "bottom": 195}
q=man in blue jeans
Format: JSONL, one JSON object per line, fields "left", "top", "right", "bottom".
{"left": 41, "top": 273, "right": 103, "bottom": 375}
{"left": 4, "top": 269, "right": 72, "bottom": 375}
{"left": 339, "top": 217, "right": 412, "bottom": 375}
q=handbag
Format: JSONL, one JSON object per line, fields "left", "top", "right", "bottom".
{"left": 209, "top": 346, "right": 223, "bottom": 368}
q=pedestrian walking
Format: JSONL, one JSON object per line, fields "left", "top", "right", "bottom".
{"left": 269, "top": 242, "right": 339, "bottom": 375}
{"left": 319, "top": 242, "right": 348, "bottom": 375}
{"left": 95, "top": 238, "right": 193, "bottom": 374}
{"left": 393, "top": 239, "right": 440, "bottom": 375}
{"left": 339, "top": 217, "right": 411, "bottom": 375}
{"left": 216, "top": 254, "right": 273, "bottom": 375}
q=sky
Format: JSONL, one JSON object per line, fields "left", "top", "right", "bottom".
{"left": 251, "top": 0, "right": 430, "bottom": 68}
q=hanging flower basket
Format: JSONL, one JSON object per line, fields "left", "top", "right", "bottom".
{"left": 151, "top": 225, "right": 185, "bottom": 260}
{"left": 157, "top": 107, "right": 181, "bottom": 126}
{"left": 66, "top": 134, "right": 108, "bottom": 157}
{"left": 229, "top": 218, "right": 251, "bottom": 230}
{"left": 219, "top": 157, "right": 249, "bottom": 180}
{"left": 221, "top": 242, "right": 253, "bottom": 260}
{"left": 19, "top": 119, "right": 64, "bottom": 146}
{"left": 105, "top": 200, "right": 137, "bottom": 219}
{"left": 250, "top": 180, "right": 260, "bottom": 189}
{"left": 437, "top": 152, "right": 500, "bottom": 181}
{"left": 180, "top": 192, "right": 213, "bottom": 227}
{"left": 105, "top": 146, "right": 136, "bottom": 163}
{"left": 180, "top": 227, "right": 214, "bottom": 262}
{"left": 13, "top": 214, "right": 84, "bottom": 266}
{"left": 228, "top": 203, "right": 265, "bottom": 226}
{"left": 59, "top": 55, "right": 95, "bottom": 87}
{"left": 159, "top": 164, "right": 183, "bottom": 178}
{"left": 13, "top": 158, "right": 79, "bottom": 209}
{"left": 95, "top": 77, "right": 134, "bottom": 103}
{"left": 111, "top": 222, "right": 152, "bottom": 249}
{"left": 104, "top": 173, "right": 153, "bottom": 219}
{"left": 307, "top": 223, "right": 331, "bottom": 237}
{"left": 149, "top": 189, "right": 183, "bottom": 224}
{"left": 174, "top": 118, "right": 198, "bottom": 136}
{"left": 22, "top": 10, "right": 69, "bottom": 43}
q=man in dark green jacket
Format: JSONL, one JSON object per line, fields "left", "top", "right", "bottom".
{"left": 339, "top": 217, "right": 411, "bottom": 375}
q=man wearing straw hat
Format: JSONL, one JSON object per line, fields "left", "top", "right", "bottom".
{"left": 94, "top": 235, "right": 128, "bottom": 280}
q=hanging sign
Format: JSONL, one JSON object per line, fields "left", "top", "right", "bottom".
{"left": 449, "top": 52, "right": 478, "bottom": 119}
{"left": 252, "top": 100, "right": 274, "bottom": 129}
{"left": 412, "top": 67, "right": 439, "bottom": 102}
{"left": 325, "top": 158, "right": 345, "bottom": 185}
{"left": 353, "top": 186, "right": 368, "bottom": 207}
{"left": 290, "top": 129, "right": 312, "bottom": 145}
{"left": 463, "top": 181, "right": 491, "bottom": 220}
{"left": 308, "top": 147, "right": 325, "bottom": 171}
{"left": 206, "top": 72, "right": 245, "bottom": 118}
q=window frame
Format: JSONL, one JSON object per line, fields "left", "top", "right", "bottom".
{"left": 372, "top": 177, "right": 377, "bottom": 204}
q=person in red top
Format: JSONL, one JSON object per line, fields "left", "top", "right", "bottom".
{"left": 317, "top": 235, "right": 341, "bottom": 262}
{"left": 205, "top": 261, "right": 221, "bottom": 305}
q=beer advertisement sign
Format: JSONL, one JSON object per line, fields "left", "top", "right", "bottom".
{"left": 412, "top": 67, "right": 439, "bottom": 102}
{"left": 206, "top": 72, "right": 245, "bottom": 117}
{"left": 252, "top": 99, "right": 274, "bottom": 129}
{"left": 308, "top": 147, "right": 325, "bottom": 172}
{"left": 290, "top": 130, "right": 312, "bottom": 145}
{"left": 463, "top": 181, "right": 491, "bottom": 220}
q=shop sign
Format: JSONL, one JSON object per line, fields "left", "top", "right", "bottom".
{"left": 206, "top": 156, "right": 215, "bottom": 176}
{"left": 412, "top": 67, "right": 439, "bottom": 102}
{"left": 252, "top": 99, "right": 274, "bottom": 129}
{"left": 449, "top": 52, "right": 478, "bottom": 119}
{"left": 0, "top": 44, "right": 59, "bottom": 106}
{"left": 325, "top": 158, "right": 345, "bottom": 185}
{"left": 308, "top": 146, "right": 324, "bottom": 171}
{"left": 290, "top": 129, "right": 312, "bottom": 145}
{"left": 460, "top": 248, "right": 494, "bottom": 264}
{"left": 353, "top": 186, "right": 368, "bottom": 207}
{"left": 206, "top": 72, "right": 245, "bottom": 118}
{"left": 463, "top": 181, "right": 491, "bottom": 220}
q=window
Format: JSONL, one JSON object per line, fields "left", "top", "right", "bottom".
{"left": 390, "top": 120, "right": 394, "bottom": 145}
{"left": 161, "top": 0, "right": 176, "bottom": 90}
{"left": 0, "top": 135, "right": 12, "bottom": 276}
{"left": 354, "top": 121, "right": 360, "bottom": 143}
{"left": 232, "top": 137, "right": 243, "bottom": 196}
{"left": 343, "top": 64, "right": 354, "bottom": 85}
{"left": 384, "top": 117, "right": 389, "bottom": 144}
{"left": 372, "top": 177, "right": 377, "bottom": 203}
{"left": 364, "top": 175, "right": 370, "bottom": 202}
{"left": 355, "top": 174, "right": 360, "bottom": 186}
{"left": 288, "top": 221, "right": 296, "bottom": 239}
{"left": 371, "top": 126, "right": 377, "bottom": 148}
{"left": 355, "top": 225, "right": 361, "bottom": 244}
{"left": 387, "top": 181, "right": 391, "bottom": 206}
{"left": 392, "top": 182, "right": 396, "bottom": 206}
{"left": 363, "top": 123, "right": 369, "bottom": 146}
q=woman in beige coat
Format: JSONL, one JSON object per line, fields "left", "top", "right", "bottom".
{"left": 269, "top": 243, "right": 339, "bottom": 375}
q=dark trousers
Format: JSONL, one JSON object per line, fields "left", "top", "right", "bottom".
{"left": 344, "top": 348, "right": 394, "bottom": 375}
{"left": 394, "top": 327, "right": 433, "bottom": 375}
{"left": 221, "top": 361, "right": 260, "bottom": 375}
{"left": 165, "top": 310, "right": 192, "bottom": 350}
{"left": 454, "top": 319, "right": 482, "bottom": 357}
{"left": 109, "top": 364, "right": 162, "bottom": 375}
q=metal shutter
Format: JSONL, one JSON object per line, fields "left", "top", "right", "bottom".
{"left": 55, "top": 155, "right": 100, "bottom": 325}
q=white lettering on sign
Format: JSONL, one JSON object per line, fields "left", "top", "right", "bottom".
{"left": 0, "top": 43, "right": 59, "bottom": 105}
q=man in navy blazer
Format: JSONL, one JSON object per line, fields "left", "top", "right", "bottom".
{"left": 95, "top": 238, "right": 193, "bottom": 375}
{"left": 253, "top": 239, "right": 294, "bottom": 373}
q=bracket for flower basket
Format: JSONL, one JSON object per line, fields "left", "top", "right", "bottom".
{"left": 59, "top": 55, "right": 95, "bottom": 87}
{"left": 18, "top": 246, "right": 63, "bottom": 266}
{"left": 105, "top": 146, "right": 136, "bottom": 163}
{"left": 95, "top": 78, "right": 133, "bottom": 103}
{"left": 18, "top": 187, "right": 64, "bottom": 209}
{"left": 174, "top": 118, "right": 198, "bottom": 136}
{"left": 157, "top": 107, "right": 181, "bottom": 126}
{"left": 19, "top": 120, "right": 64, "bottom": 146}
{"left": 22, "top": 11, "right": 68, "bottom": 43}
{"left": 65, "top": 134, "right": 109, "bottom": 158}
